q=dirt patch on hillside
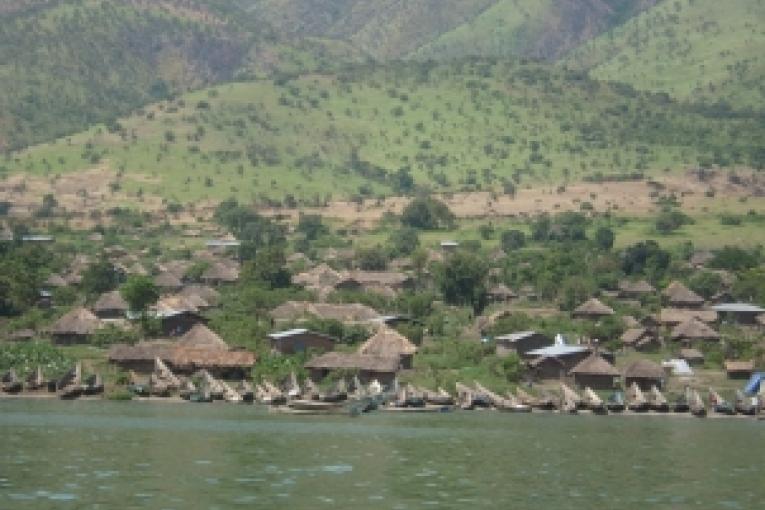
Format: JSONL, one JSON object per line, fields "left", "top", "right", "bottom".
{"left": 262, "top": 170, "right": 763, "bottom": 227}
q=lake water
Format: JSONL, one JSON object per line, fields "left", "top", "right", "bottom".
{"left": 1, "top": 399, "right": 763, "bottom": 510}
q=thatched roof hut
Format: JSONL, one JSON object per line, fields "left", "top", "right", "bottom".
{"left": 618, "top": 280, "right": 655, "bottom": 297}
{"left": 724, "top": 360, "right": 754, "bottom": 379}
{"left": 292, "top": 263, "right": 342, "bottom": 288}
{"left": 178, "top": 285, "right": 220, "bottom": 307}
{"left": 572, "top": 298, "right": 614, "bottom": 319}
{"left": 658, "top": 308, "right": 717, "bottom": 326}
{"left": 154, "top": 271, "right": 183, "bottom": 291}
{"left": 671, "top": 318, "right": 720, "bottom": 343}
{"left": 624, "top": 359, "right": 665, "bottom": 390}
{"left": 621, "top": 328, "right": 658, "bottom": 350}
{"left": 202, "top": 261, "right": 239, "bottom": 284}
{"left": 679, "top": 347, "right": 704, "bottom": 365}
{"left": 51, "top": 308, "right": 102, "bottom": 344}
{"left": 663, "top": 281, "right": 704, "bottom": 308}
{"left": 168, "top": 348, "right": 255, "bottom": 377}
{"left": 178, "top": 324, "right": 228, "bottom": 350}
{"left": 93, "top": 290, "right": 129, "bottom": 318}
{"left": 358, "top": 326, "right": 417, "bottom": 368}
{"left": 155, "top": 295, "right": 201, "bottom": 315}
{"left": 44, "top": 273, "right": 68, "bottom": 288}
{"left": 487, "top": 284, "right": 517, "bottom": 302}
{"left": 569, "top": 353, "right": 620, "bottom": 389}
{"left": 305, "top": 352, "right": 400, "bottom": 385}
{"left": 269, "top": 301, "right": 380, "bottom": 324}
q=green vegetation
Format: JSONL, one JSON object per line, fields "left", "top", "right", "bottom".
{"left": 568, "top": 0, "right": 765, "bottom": 110}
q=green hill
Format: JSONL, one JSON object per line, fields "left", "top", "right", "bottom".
{"left": 566, "top": 0, "right": 765, "bottom": 110}
{"left": 11, "top": 60, "right": 763, "bottom": 205}
{"left": 0, "top": 0, "right": 260, "bottom": 151}
{"left": 254, "top": 0, "right": 658, "bottom": 60}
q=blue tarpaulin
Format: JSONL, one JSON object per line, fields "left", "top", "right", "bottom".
{"left": 744, "top": 372, "right": 765, "bottom": 395}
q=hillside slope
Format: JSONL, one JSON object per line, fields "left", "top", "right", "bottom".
{"left": 566, "top": 0, "right": 765, "bottom": 110}
{"left": 10, "top": 60, "right": 763, "bottom": 207}
{"left": 253, "top": 0, "right": 658, "bottom": 60}
{"left": 0, "top": 0, "right": 269, "bottom": 151}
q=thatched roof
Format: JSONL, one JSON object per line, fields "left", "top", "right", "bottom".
{"left": 93, "top": 290, "right": 128, "bottom": 312}
{"left": 154, "top": 271, "right": 183, "bottom": 289}
{"left": 108, "top": 341, "right": 174, "bottom": 362}
{"left": 348, "top": 271, "right": 411, "bottom": 287}
{"left": 679, "top": 348, "right": 704, "bottom": 361}
{"left": 618, "top": 280, "right": 655, "bottom": 294}
{"left": 158, "top": 260, "right": 191, "bottom": 279}
{"left": 724, "top": 360, "right": 754, "bottom": 373}
{"left": 622, "top": 315, "right": 641, "bottom": 328}
{"left": 671, "top": 318, "right": 720, "bottom": 341}
{"left": 621, "top": 328, "right": 649, "bottom": 346}
{"left": 624, "top": 359, "right": 664, "bottom": 380}
{"left": 168, "top": 348, "right": 255, "bottom": 370}
{"left": 663, "top": 281, "right": 704, "bottom": 307}
{"left": 45, "top": 274, "right": 68, "bottom": 288}
{"left": 305, "top": 352, "right": 400, "bottom": 372}
{"left": 155, "top": 295, "right": 200, "bottom": 315}
{"left": 659, "top": 308, "right": 717, "bottom": 325}
{"left": 292, "top": 263, "right": 342, "bottom": 288}
{"left": 358, "top": 326, "right": 417, "bottom": 357}
{"left": 202, "top": 262, "right": 239, "bottom": 282}
{"left": 178, "top": 324, "right": 228, "bottom": 350}
{"left": 51, "top": 308, "right": 102, "bottom": 335}
{"left": 572, "top": 298, "right": 614, "bottom": 318}
{"left": 569, "top": 353, "right": 619, "bottom": 376}
{"left": 268, "top": 301, "right": 381, "bottom": 323}
{"left": 488, "top": 284, "right": 517, "bottom": 298}
{"left": 178, "top": 285, "right": 220, "bottom": 306}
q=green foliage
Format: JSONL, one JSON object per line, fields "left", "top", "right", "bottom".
{"left": 91, "top": 324, "right": 139, "bottom": 348}
{"left": 120, "top": 275, "right": 159, "bottom": 313}
{"left": 81, "top": 259, "right": 120, "bottom": 296}
{"left": 532, "top": 212, "right": 588, "bottom": 242}
{"left": 0, "top": 244, "right": 51, "bottom": 315}
{"left": 253, "top": 351, "right": 309, "bottom": 385}
{"left": 435, "top": 251, "right": 488, "bottom": 313}
{"left": 214, "top": 199, "right": 286, "bottom": 261}
{"left": 0, "top": 341, "right": 71, "bottom": 375}
{"left": 560, "top": 276, "right": 597, "bottom": 311}
{"left": 500, "top": 229, "right": 526, "bottom": 252}
{"left": 387, "top": 227, "right": 420, "bottom": 257}
{"left": 241, "top": 247, "right": 291, "bottom": 289}
{"left": 732, "top": 269, "right": 765, "bottom": 305}
{"left": 594, "top": 226, "right": 615, "bottom": 251}
{"left": 688, "top": 271, "right": 724, "bottom": 300}
{"left": 655, "top": 209, "right": 693, "bottom": 235}
{"left": 708, "top": 246, "right": 760, "bottom": 271}
{"left": 296, "top": 214, "right": 329, "bottom": 242}
{"left": 621, "top": 240, "right": 671, "bottom": 279}
{"left": 401, "top": 196, "right": 456, "bottom": 230}
{"left": 356, "top": 245, "right": 388, "bottom": 270}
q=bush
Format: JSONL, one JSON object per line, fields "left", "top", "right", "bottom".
{"left": 501, "top": 230, "right": 526, "bottom": 252}
{"left": 401, "top": 196, "right": 455, "bottom": 230}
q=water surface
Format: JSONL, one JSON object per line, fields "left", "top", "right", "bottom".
{"left": 1, "top": 399, "right": 763, "bottom": 509}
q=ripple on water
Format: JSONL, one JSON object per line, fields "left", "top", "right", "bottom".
{"left": 321, "top": 464, "right": 353, "bottom": 474}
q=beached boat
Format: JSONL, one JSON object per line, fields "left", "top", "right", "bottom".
{"left": 287, "top": 372, "right": 301, "bottom": 400}
{"left": 501, "top": 391, "right": 533, "bottom": 413}
{"left": 58, "top": 363, "right": 83, "bottom": 400}
{"left": 83, "top": 374, "right": 104, "bottom": 395}
{"left": 424, "top": 387, "right": 454, "bottom": 406}
{"left": 648, "top": 386, "right": 670, "bottom": 412}
{"left": 582, "top": 387, "right": 607, "bottom": 415}
{"left": 709, "top": 388, "right": 735, "bottom": 416}
{"left": 672, "top": 393, "right": 690, "bottom": 413}
{"left": 626, "top": 383, "right": 650, "bottom": 412}
{"left": 2, "top": 368, "right": 23, "bottom": 394}
{"left": 188, "top": 389, "right": 213, "bottom": 403}
{"left": 606, "top": 391, "right": 626, "bottom": 412}
{"left": 179, "top": 379, "right": 197, "bottom": 400}
{"left": 472, "top": 382, "right": 530, "bottom": 412}
{"left": 560, "top": 383, "right": 583, "bottom": 413}
{"left": 688, "top": 388, "right": 707, "bottom": 417}
{"left": 127, "top": 370, "right": 150, "bottom": 396}
{"left": 25, "top": 366, "right": 47, "bottom": 391}
{"left": 237, "top": 380, "right": 254, "bottom": 403}
{"left": 735, "top": 390, "right": 757, "bottom": 416}
{"left": 220, "top": 380, "right": 243, "bottom": 403}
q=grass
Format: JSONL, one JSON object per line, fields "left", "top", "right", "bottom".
{"left": 567, "top": 0, "right": 765, "bottom": 110}
{"left": 9, "top": 60, "right": 763, "bottom": 208}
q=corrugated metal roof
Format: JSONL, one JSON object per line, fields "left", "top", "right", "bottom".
{"left": 526, "top": 344, "right": 588, "bottom": 357}
{"left": 267, "top": 328, "right": 309, "bottom": 339}
{"left": 711, "top": 303, "right": 765, "bottom": 313}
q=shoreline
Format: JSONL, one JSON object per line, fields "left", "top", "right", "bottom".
{"left": 2, "top": 393, "right": 761, "bottom": 420}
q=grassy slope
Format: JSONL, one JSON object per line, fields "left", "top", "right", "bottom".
{"left": 11, "top": 60, "right": 764, "bottom": 205}
{"left": 0, "top": 0, "right": 258, "bottom": 151}
{"left": 566, "top": 0, "right": 765, "bottom": 109}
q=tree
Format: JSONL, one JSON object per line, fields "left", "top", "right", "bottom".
{"left": 296, "top": 213, "right": 328, "bottom": 242}
{"left": 401, "top": 196, "right": 455, "bottom": 230}
{"left": 501, "top": 230, "right": 526, "bottom": 252}
{"left": 560, "top": 276, "right": 597, "bottom": 311}
{"left": 356, "top": 245, "right": 388, "bottom": 270}
{"left": 388, "top": 227, "right": 420, "bottom": 257}
{"left": 708, "top": 246, "right": 759, "bottom": 271}
{"left": 436, "top": 251, "right": 488, "bottom": 313}
{"left": 655, "top": 209, "right": 691, "bottom": 234}
{"left": 81, "top": 259, "right": 119, "bottom": 295}
{"left": 120, "top": 276, "right": 159, "bottom": 313}
{"left": 213, "top": 198, "right": 286, "bottom": 261}
{"left": 242, "top": 246, "right": 291, "bottom": 289}
{"left": 688, "top": 271, "right": 723, "bottom": 300}
{"left": 594, "top": 226, "right": 615, "bottom": 251}
{"left": 622, "top": 240, "right": 671, "bottom": 278}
